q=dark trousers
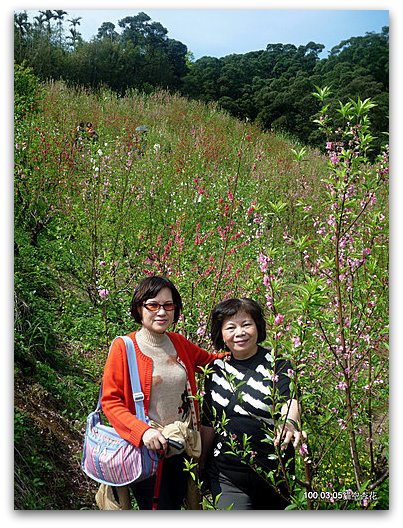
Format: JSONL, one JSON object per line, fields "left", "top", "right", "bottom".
{"left": 129, "top": 454, "right": 187, "bottom": 510}
{"left": 210, "top": 471, "right": 290, "bottom": 510}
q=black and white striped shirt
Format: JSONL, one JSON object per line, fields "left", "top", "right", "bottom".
{"left": 202, "top": 346, "right": 293, "bottom": 473}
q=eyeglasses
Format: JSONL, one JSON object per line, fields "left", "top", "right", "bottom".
{"left": 143, "top": 302, "right": 176, "bottom": 312}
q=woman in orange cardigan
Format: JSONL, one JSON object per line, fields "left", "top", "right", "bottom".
{"left": 101, "top": 275, "right": 221, "bottom": 510}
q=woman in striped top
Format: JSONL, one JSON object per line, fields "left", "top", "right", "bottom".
{"left": 201, "top": 298, "right": 304, "bottom": 510}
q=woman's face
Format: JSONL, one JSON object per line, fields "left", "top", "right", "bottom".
{"left": 139, "top": 287, "right": 175, "bottom": 334}
{"left": 221, "top": 310, "right": 258, "bottom": 360}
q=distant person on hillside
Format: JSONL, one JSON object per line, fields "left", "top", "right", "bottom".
{"left": 101, "top": 275, "right": 226, "bottom": 510}
{"left": 86, "top": 122, "right": 98, "bottom": 141}
{"left": 200, "top": 298, "right": 306, "bottom": 510}
{"left": 74, "top": 121, "right": 98, "bottom": 146}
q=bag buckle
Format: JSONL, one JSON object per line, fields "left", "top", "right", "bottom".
{"left": 133, "top": 391, "right": 144, "bottom": 402}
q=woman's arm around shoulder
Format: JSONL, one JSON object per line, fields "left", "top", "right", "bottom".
{"left": 168, "top": 331, "right": 227, "bottom": 369}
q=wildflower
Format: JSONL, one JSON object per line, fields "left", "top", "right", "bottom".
{"left": 330, "top": 153, "right": 340, "bottom": 165}
{"left": 257, "top": 253, "right": 272, "bottom": 273}
{"left": 287, "top": 368, "right": 294, "bottom": 377}
{"left": 274, "top": 314, "right": 285, "bottom": 325}
{"left": 299, "top": 443, "right": 309, "bottom": 456}
{"left": 247, "top": 205, "right": 255, "bottom": 215}
{"left": 98, "top": 288, "right": 109, "bottom": 300}
{"left": 153, "top": 143, "right": 161, "bottom": 153}
{"left": 292, "top": 336, "right": 301, "bottom": 348}
{"left": 99, "top": 260, "right": 106, "bottom": 266}
{"left": 336, "top": 381, "right": 348, "bottom": 390}
{"left": 253, "top": 213, "right": 263, "bottom": 224}
{"left": 97, "top": 149, "right": 103, "bottom": 156}
{"left": 196, "top": 325, "right": 206, "bottom": 337}
{"left": 265, "top": 294, "right": 274, "bottom": 309}
{"left": 327, "top": 215, "right": 336, "bottom": 226}
{"left": 337, "top": 418, "right": 347, "bottom": 430}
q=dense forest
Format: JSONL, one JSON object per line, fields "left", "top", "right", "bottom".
{"left": 14, "top": 10, "right": 389, "bottom": 154}
{"left": 14, "top": 10, "right": 389, "bottom": 511}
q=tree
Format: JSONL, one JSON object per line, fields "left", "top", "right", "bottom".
{"left": 14, "top": 11, "right": 31, "bottom": 62}
{"left": 54, "top": 10, "right": 67, "bottom": 45}
{"left": 67, "top": 17, "right": 82, "bottom": 50}
{"left": 96, "top": 22, "right": 118, "bottom": 41}
{"left": 39, "top": 10, "right": 55, "bottom": 36}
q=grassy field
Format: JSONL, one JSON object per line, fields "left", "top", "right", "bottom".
{"left": 14, "top": 77, "right": 389, "bottom": 509}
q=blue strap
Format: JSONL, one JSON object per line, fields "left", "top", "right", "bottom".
{"left": 96, "top": 336, "right": 147, "bottom": 423}
{"left": 121, "top": 335, "right": 147, "bottom": 422}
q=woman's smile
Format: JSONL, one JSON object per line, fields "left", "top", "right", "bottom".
{"left": 221, "top": 310, "right": 258, "bottom": 360}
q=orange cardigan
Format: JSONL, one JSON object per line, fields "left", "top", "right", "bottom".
{"left": 101, "top": 331, "right": 221, "bottom": 447}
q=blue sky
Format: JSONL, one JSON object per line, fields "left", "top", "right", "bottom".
{"left": 23, "top": 7, "right": 389, "bottom": 60}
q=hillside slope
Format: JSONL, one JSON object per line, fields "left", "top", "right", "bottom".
{"left": 14, "top": 80, "right": 388, "bottom": 509}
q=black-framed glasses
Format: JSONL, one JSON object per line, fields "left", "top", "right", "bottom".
{"left": 143, "top": 302, "right": 176, "bottom": 312}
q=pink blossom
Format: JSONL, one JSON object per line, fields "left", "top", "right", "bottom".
{"left": 299, "top": 443, "right": 309, "bottom": 456}
{"left": 338, "top": 419, "right": 347, "bottom": 430}
{"left": 196, "top": 325, "right": 206, "bottom": 337}
{"left": 253, "top": 213, "right": 263, "bottom": 224}
{"left": 292, "top": 336, "right": 301, "bottom": 348}
{"left": 274, "top": 313, "right": 285, "bottom": 325}
{"left": 98, "top": 288, "right": 109, "bottom": 299}
{"left": 257, "top": 253, "right": 272, "bottom": 273}
{"left": 265, "top": 294, "right": 274, "bottom": 309}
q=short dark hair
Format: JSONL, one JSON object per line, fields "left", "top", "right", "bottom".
{"left": 210, "top": 298, "right": 267, "bottom": 351}
{"left": 130, "top": 275, "right": 183, "bottom": 324}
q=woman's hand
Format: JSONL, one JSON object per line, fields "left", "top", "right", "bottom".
{"left": 274, "top": 422, "right": 307, "bottom": 450}
{"left": 142, "top": 428, "right": 168, "bottom": 452}
{"left": 275, "top": 399, "right": 307, "bottom": 450}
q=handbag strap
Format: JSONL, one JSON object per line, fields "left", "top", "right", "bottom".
{"left": 96, "top": 335, "right": 147, "bottom": 423}
{"left": 121, "top": 335, "right": 147, "bottom": 422}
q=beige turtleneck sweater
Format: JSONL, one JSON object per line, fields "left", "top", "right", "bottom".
{"left": 136, "top": 327, "right": 187, "bottom": 426}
